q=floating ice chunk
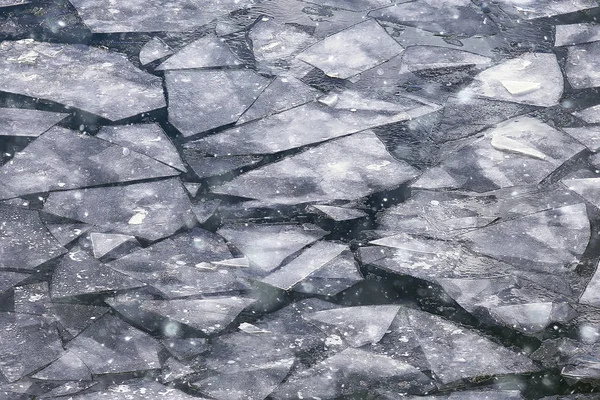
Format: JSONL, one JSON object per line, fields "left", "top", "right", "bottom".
{"left": 494, "top": 0, "right": 598, "bottom": 20}
{"left": 273, "top": 347, "right": 434, "bottom": 398}
{"left": 157, "top": 35, "right": 241, "bottom": 70}
{"left": 96, "top": 123, "right": 186, "bottom": 172}
{"left": 218, "top": 223, "right": 326, "bottom": 273}
{"left": 50, "top": 248, "right": 145, "bottom": 299}
{"left": 414, "top": 117, "right": 584, "bottom": 192}
{"left": 108, "top": 228, "right": 248, "bottom": 298}
{"left": 555, "top": 23, "right": 600, "bottom": 46}
{"left": 462, "top": 203, "right": 589, "bottom": 273}
{"left": 161, "top": 357, "right": 195, "bottom": 383}
{"left": 461, "top": 53, "right": 562, "bottom": 107}
{"left": 305, "top": 0, "right": 408, "bottom": 11}
{"left": 0, "top": 204, "right": 66, "bottom": 270}
{"left": 400, "top": 46, "right": 491, "bottom": 73}
{"left": 68, "top": 0, "right": 252, "bottom": 33}
{"left": 139, "top": 37, "right": 173, "bottom": 65}
{"left": 565, "top": 42, "right": 600, "bottom": 89}
{"left": 0, "top": 127, "right": 178, "bottom": 197}
{"left": 39, "top": 382, "right": 98, "bottom": 398}
{"left": 0, "top": 0, "right": 29, "bottom": 6}
{"left": 0, "top": 271, "right": 29, "bottom": 295}
{"left": 309, "top": 204, "right": 368, "bottom": 221}
{"left": 562, "top": 177, "right": 600, "bottom": 209}
{"left": 14, "top": 282, "right": 50, "bottom": 315}
{"left": 44, "top": 178, "right": 194, "bottom": 241}
{"left": 306, "top": 305, "right": 400, "bottom": 347}
{"left": 0, "top": 313, "right": 63, "bottom": 382}
{"left": 162, "top": 338, "right": 210, "bottom": 360}
{"left": 46, "top": 223, "right": 92, "bottom": 246}
{"left": 67, "top": 315, "right": 161, "bottom": 374}
{"left": 212, "top": 131, "right": 419, "bottom": 204}
{"left": 49, "top": 303, "right": 109, "bottom": 338}
{"left": 194, "top": 94, "right": 438, "bottom": 156}
{"left": 237, "top": 75, "right": 318, "bottom": 124}
{"left": 297, "top": 19, "right": 404, "bottom": 79}
{"left": 191, "top": 199, "right": 221, "bottom": 224}
{"left": 564, "top": 126, "right": 600, "bottom": 152}
{"left": 0, "top": 108, "right": 67, "bottom": 137}
{"left": 182, "top": 152, "right": 262, "bottom": 178}
{"left": 68, "top": 380, "right": 203, "bottom": 399}
{"left": 90, "top": 232, "right": 138, "bottom": 261}
{"left": 166, "top": 70, "right": 271, "bottom": 137}
{"left": 0, "top": 40, "right": 165, "bottom": 121}
{"left": 573, "top": 104, "right": 600, "bottom": 124}
{"left": 183, "top": 182, "right": 201, "bottom": 197}
{"left": 250, "top": 19, "right": 317, "bottom": 66}
{"left": 32, "top": 351, "right": 91, "bottom": 381}
{"left": 262, "top": 241, "right": 347, "bottom": 290}
{"left": 370, "top": 0, "right": 497, "bottom": 37}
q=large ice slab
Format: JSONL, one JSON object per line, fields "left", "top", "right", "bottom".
{"left": 414, "top": 117, "right": 585, "bottom": 192}
{"left": 139, "top": 37, "right": 173, "bottom": 65}
{"left": 573, "top": 104, "right": 600, "bottom": 123}
{"left": 0, "top": 127, "right": 178, "bottom": 197}
{"left": 43, "top": 178, "right": 194, "bottom": 241}
{"left": 67, "top": 314, "right": 161, "bottom": 374}
{"left": 0, "top": 108, "right": 67, "bottom": 137}
{"left": 564, "top": 126, "right": 600, "bottom": 152}
{"left": 213, "top": 131, "right": 419, "bottom": 204}
{"left": 166, "top": 70, "right": 271, "bottom": 137}
{"left": 96, "top": 124, "right": 186, "bottom": 172}
{"left": 565, "top": 42, "right": 600, "bottom": 89}
{"left": 400, "top": 46, "right": 491, "bottom": 73}
{"left": 370, "top": 0, "right": 497, "bottom": 37}
{"left": 555, "top": 23, "right": 600, "bottom": 46}
{"left": 218, "top": 224, "right": 327, "bottom": 273}
{"left": 494, "top": 0, "right": 598, "bottom": 20}
{"left": 192, "top": 93, "right": 438, "bottom": 156}
{"left": 157, "top": 35, "right": 241, "bottom": 70}
{"left": 563, "top": 177, "right": 600, "bottom": 209}
{"left": 0, "top": 204, "right": 66, "bottom": 270}
{"left": 0, "top": 40, "right": 165, "bottom": 121}
{"left": 68, "top": 0, "right": 252, "bottom": 33}
{"left": 108, "top": 228, "right": 248, "bottom": 298}
{"left": 297, "top": 19, "right": 403, "bottom": 79}
{"left": 460, "top": 53, "right": 563, "bottom": 107}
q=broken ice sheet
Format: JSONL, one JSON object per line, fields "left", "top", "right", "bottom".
{"left": 50, "top": 247, "right": 145, "bottom": 299}
{"left": 262, "top": 241, "right": 347, "bottom": 290}
{"left": 462, "top": 203, "right": 589, "bottom": 273}
{"left": 43, "top": 178, "right": 195, "bottom": 241}
{"left": 139, "top": 37, "right": 173, "bottom": 65}
{"left": 414, "top": 117, "right": 585, "bottom": 192}
{"left": 0, "top": 0, "right": 29, "bottom": 6}
{"left": 192, "top": 91, "right": 438, "bottom": 156}
{"left": 166, "top": 70, "right": 271, "bottom": 137}
{"left": 46, "top": 223, "right": 92, "bottom": 246}
{"left": 0, "top": 108, "right": 67, "bottom": 137}
{"left": 562, "top": 177, "right": 600, "bottom": 209}
{"left": 370, "top": 0, "right": 497, "bottom": 37}
{"left": 308, "top": 204, "right": 368, "bottom": 221}
{"left": 162, "top": 337, "right": 210, "bottom": 360}
{"left": 305, "top": 0, "right": 408, "bottom": 11}
{"left": 565, "top": 41, "right": 600, "bottom": 89}
{"left": 212, "top": 131, "right": 419, "bottom": 204}
{"left": 96, "top": 123, "right": 186, "bottom": 172}
{"left": 67, "top": 314, "right": 161, "bottom": 375}
{"left": 108, "top": 228, "right": 249, "bottom": 298}
{"left": 109, "top": 296, "right": 255, "bottom": 335}
{"left": 580, "top": 261, "right": 600, "bottom": 307}
{"left": 68, "top": 0, "right": 253, "bottom": 33}
{"left": 157, "top": 34, "right": 241, "bottom": 70}
{"left": 297, "top": 19, "right": 404, "bottom": 79}
{"left": 182, "top": 152, "right": 262, "bottom": 178}
{"left": 89, "top": 232, "right": 139, "bottom": 261}
{"left": 555, "top": 23, "right": 600, "bottom": 47}
{"left": 0, "top": 203, "right": 66, "bottom": 270}
{"left": 69, "top": 380, "right": 204, "bottom": 399}
{"left": 272, "top": 347, "right": 434, "bottom": 398}
{"left": 399, "top": 46, "right": 491, "bottom": 73}
{"left": 0, "top": 127, "right": 178, "bottom": 198}
{"left": 0, "top": 40, "right": 165, "bottom": 121}
{"left": 32, "top": 351, "right": 91, "bottom": 381}
{"left": 494, "top": 0, "right": 598, "bottom": 20}
{"left": 564, "top": 126, "right": 600, "bottom": 152}
{"left": 236, "top": 75, "right": 318, "bottom": 124}
{"left": 217, "top": 223, "right": 327, "bottom": 273}
{"left": 0, "top": 271, "right": 30, "bottom": 295}
{"left": 0, "top": 313, "right": 63, "bottom": 382}
{"left": 572, "top": 104, "right": 600, "bottom": 124}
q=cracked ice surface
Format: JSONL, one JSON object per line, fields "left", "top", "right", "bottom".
{"left": 0, "top": 0, "right": 599, "bottom": 398}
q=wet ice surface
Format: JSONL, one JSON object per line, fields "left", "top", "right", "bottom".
{"left": 0, "top": 0, "right": 600, "bottom": 399}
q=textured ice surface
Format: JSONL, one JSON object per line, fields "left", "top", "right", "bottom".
{"left": 44, "top": 178, "right": 195, "bottom": 241}
{"left": 0, "top": 127, "right": 177, "bottom": 197}
{"left": 0, "top": 108, "right": 67, "bottom": 137}
{"left": 213, "top": 131, "right": 419, "bottom": 204}
{"left": 555, "top": 23, "right": 600, "bottom": 46}
{"left": 139, "top": 37, "right": 173, "bottom": 65}
{"left": 0, "top": 40, "right": 165, "bottom": 120}
{"left": 461, "top": 53, "right": 563, "bottom": 107}
{"left": 494, "top": 0, "right": 598, "bottom": 20}
{"left": 157, "top": 35, "right": 241, "bottom": 70}
{"left": 297, "top": 20, "right": 404, "bottom": 79}
{"left": 573, "top": 104, "right": 600, "bottom": 123}
{"left": 166, "top": 70, "right": 271, "bottom": 137}
{"left": 68, "top": 0, "right": 252, "bottom": 33}
{"left": 565, "top": 42, "right": 600, "bottom": 89}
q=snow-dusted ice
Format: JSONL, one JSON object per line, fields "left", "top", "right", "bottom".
{"left": 0, "top": 0, "right": 599, "bottom": 398}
